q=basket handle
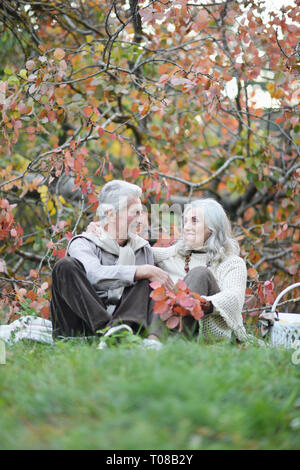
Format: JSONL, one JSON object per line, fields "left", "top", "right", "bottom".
{"left": 271, "top": 282, "right": 300, "bottom": 313}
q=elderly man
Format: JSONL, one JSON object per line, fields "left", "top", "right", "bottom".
{"left": 50, "top": 180, "right": 173, "bottom": 340}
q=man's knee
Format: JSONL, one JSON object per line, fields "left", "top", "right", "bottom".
{"left": 52, "top": 256, "right": 83, "bottom": 278}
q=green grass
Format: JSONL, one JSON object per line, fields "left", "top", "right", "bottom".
{"left": 0, "top": 336, "right": 300, "bottom": 450}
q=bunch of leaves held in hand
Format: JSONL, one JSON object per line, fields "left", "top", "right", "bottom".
{"left": 150, "top": 279, "right": 209, "bottom": 331}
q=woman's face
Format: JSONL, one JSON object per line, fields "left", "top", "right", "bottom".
{"left": 183, "top": 206, "right": 211, "bottom": 248}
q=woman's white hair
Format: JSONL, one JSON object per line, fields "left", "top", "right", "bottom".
{"left": 177, "top": 198, "right": 240, "bottom": 264}
{"left": 96, "top": 180, "right": 142, "bottom": 224}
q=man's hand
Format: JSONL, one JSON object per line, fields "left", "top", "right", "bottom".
{"left": 135, "top": 265, "right": 174, "bottom": 291}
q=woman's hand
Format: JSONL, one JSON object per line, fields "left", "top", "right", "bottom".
{"left": 201, "top": 299, "right": 213, "bottom": 314}
{"left": 135, "top": 265, "right": 174, "bottom": 291}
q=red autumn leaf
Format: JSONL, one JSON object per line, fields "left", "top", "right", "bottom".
{"left": 176, "top": 279, "right": 188, "bottom": 291}
{"left": 48, "top": 111, "right": 56, "bottom": 122}
{"left": 87, "top": 193, "right": 98, "bottom": 204}
{"left": 83, "top": 106, "right": 93, "bottom": 118}
{"left": 166, "top": 316, "right": 180, "bottom": 329}
{"left": 247, "top": 267, "right": 258, "bottom": 280}
{"left": 257, "top": 284, "right": 265, "bottom": 304}
{"left": 97, "top": 127, "right": 105, "bottom": 137}
{"left": 58, "top": 249, "right": 66, "bottom": 259}
{"left": 191, "top": 292, "right": 206, "bottom": 303}
{"left": 173, "top": 305, "right": 189, "bottom": 316}
{"left": 166, "top": 290, "right": 176, "bottom": 299}
{"left": 170, "top": 77, "right": 194, "bottom": 87}
{"left": 158, "top": 74, "right": 169, "bottom": 84}
{"left": 190, "top": 303, "right": 204, "bottom": 321}
{"left": 149, "top": 281, "right": 162, "bottom": 290}
{"left": 264, "top": 280, "right": 273, "bottom": 290}
{"left": 158, "top": 63, "right": 169, "bottom": 74}
{"left": 122, "top": 168, "right": 132, "bottom": 179}
{"left": 151, "top": 286, "right": 167, "bottom": 301}
{"left": 57, "top": 220, "right": 68, "bottom": 229}
{"left": 53, "top": 249, "right": 66, "bottom": 259}
{"left": 132, "top": 168, "right": 140, "bottom": 179}
{"left": 65, "top": 231, "right": 73, "bottom": 241}
{"left": 40, "top": 304, "right": 50, "bottom": 319}
{"left": 153, "top": 300, "right": 169, "bottom": 314}
{"left": 26, "top": 290, "right": 37, "bottom": 301}
{"left": 176, "top": 293, "right": 195, "bottom": 309}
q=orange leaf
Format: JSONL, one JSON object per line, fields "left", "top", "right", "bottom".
{"left": 83, "top": 107, "right": 93, "bottom": 118}
{"left": 190, "top": 303, "right": 204, "bottom": 321}
{"left": 40, "top": 304, "right": 50, "bottom": 319}
{"left": 153, "top": 300, "right": 169, "bottom": 314}
{"left": 247, "top": 267, "right": 258, "bottom": 280}
{"left": 158, "top": 63, "right": 169, "bottom": 74}
{"left": 54, "top": 48, "right": 65, "bottom": 60}
{"left": 26, "top": 290, "right": 37, "bottom": 301}
{"left": 151, "top": 286, "right": 167, "bottom": 301}
{"left": 173, "top": 305, "right": 189, "bottom": 317}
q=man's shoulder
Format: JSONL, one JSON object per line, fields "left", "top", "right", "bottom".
{"left": 67, "top": 233, "right": 99, "bottom": 253}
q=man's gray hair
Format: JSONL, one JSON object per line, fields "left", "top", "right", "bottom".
{"left": 178, "top": 198, "right": 240, "bottom": 264}
{"left": 97, "top": 180, "right": 142, "bottom": 223}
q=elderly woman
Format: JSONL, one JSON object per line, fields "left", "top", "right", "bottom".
{"left": 149, "top": 198, "right": 248, "bottom": 343}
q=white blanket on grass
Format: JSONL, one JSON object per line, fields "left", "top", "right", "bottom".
{"left": 0, "top": 316, "right": 53, "bottom": 345}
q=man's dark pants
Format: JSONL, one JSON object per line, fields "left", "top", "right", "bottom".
{"left": 50, "top": 257, "right": 154, "bottom": 338}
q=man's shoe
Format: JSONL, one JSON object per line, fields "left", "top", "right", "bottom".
{"left": 97, "top": 324, "right": 133, "bottom": 350}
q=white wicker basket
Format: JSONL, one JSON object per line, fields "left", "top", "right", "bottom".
{"left": 270, "top": 282, "right": 300, "bottom": 349}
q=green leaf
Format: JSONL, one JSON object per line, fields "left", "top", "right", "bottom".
{"left": 19, "top": 69, "right": 28, "bottom": 80}
{"left": 7, "top": 75, "right": 20, "bottom": 86}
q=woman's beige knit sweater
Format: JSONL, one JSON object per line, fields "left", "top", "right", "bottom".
{"left": 152, "top": 244, "right": 248, "bottom": 342}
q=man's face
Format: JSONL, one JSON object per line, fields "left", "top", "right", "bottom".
{"left": 114, "top": 196, "right": 144, "bottom": 239}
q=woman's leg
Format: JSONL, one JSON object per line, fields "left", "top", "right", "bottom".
{"left": 182, "top": 266, "right": 220, "bottom": 338}
{"left": 149, "top": 266, "right": 221, "bottom": 340}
